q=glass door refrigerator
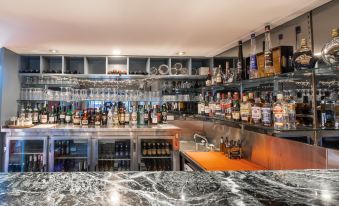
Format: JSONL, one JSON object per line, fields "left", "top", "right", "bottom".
{"left": 49, "top": 136, "right": 91, "bottom": 172}
{"left": 138, "top": 136, "right": 180, "bottom": 171}
{"left": 92, "top": 137, "right": 134, "bottom": 171}
{"left": 4, "top": 136, "right": 48, "bottom": 172}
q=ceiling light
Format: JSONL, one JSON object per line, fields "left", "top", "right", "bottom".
{"left": 177, "top": 51, "right": 186, "bottom": 56}
{"left": 49, "top": 49, "right": 58, "bottom": 53}
{"left": 112, "top": 49, "right": 121, "bottom": 55}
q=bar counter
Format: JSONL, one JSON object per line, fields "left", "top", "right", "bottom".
{"left": 0, "top": 170, "right": 338, "bottom": 205}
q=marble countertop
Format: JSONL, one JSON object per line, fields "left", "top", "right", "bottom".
{"left": 0, "top": 170, "right": 338, "bottom": 206}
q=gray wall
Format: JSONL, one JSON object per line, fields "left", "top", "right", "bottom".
{"left": 217, "top": 0, "right": 339, "bottom": 58}
{"left": 0, "top": 48, "right": 20, "bottom": 125}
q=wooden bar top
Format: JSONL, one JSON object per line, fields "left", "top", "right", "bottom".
{"left": 185, "top": 152, "right": 267, "bottom": 171}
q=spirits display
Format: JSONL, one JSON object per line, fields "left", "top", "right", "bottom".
{"left": 321, "top": 28, "right": 339, "bottom": 67}
{"left": 249, "top": 33, "right": 258, "bottom": 79}
{"left": 264, "top": 25, "right": 274, "bottom": 77}
{"left": 292, "top": 38, "right": 316, "bottom": 69}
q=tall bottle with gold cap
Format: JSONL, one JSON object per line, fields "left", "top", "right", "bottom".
{"left": 292, "top": 37, "right": 316, "bottom": 70}
{"left": 321, "top": 28, "right": 339, "bottom": 67}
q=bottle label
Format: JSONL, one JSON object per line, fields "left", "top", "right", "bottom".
{"left": 250, "top": 55, "right": 257, "bottom": 70}
{"left": 125, "top": 114, "right": 130, "bottom": 122}
{"left": 33, "top": 113, "right": 39, "bottom": 123}
{"left": 48, "top": 116, "right": 54, "bottom": 123}
{"left": 73, "top": 118, "right": 80, "bottom": 124}
{"left": 232, "top": 112, "right": 240, "bottom": 120}
{"left": 131, "top": 114, "right": 137, "bottom": 121}
{"left": 60, "top": 114, "right": 65, "bottom": 119}
{"left": 264, "top": 51, "right": 273, "bottom": 67}
{"left": 144, "top": 114, "right": 148, "bottom": 120}
{"left": 81, "top": 120, "right": 88, "bottom": 125}
{"left": 65, "top": 115, "right": 71, "bottom": 123}
{"left": 204, "top": 106, "right": 210, "bottom": 114}
{"left": 252, "top": 106, "right": 262, "bottom": 121}
{"left": 95, "top": 121, "right": 101, "bottom": 125}
{"left": 199, "top": 104, "right": 205, "bottom": 114}
{"left": 206, "top": 80, "right": 211, "bottom": 87}
{"left": 162, "top": 112, "right": 167, "bottom": 121}
{"left": 152, "top": 117, "right": 158, "bottom": 124}
{"left": 273, "top": 105, "right": 284, "bottom": 126}
{"left": 215, "top": 104, "right": 221, "bottom": 111}
{"left": 216, "top": 76, "right": 222, "bottom": 83}
{"left": 262, "top": 108, "right": 272, "bottom": 124}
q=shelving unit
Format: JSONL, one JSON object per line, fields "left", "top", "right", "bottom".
{"left": 64, "top": 56, "right": 85, "bottom": 74}
{"left": 41, "top": 56, "right": 63, "bottom": 73}
{"left": 85, "top": 56, "right": 106, "bottom": 74}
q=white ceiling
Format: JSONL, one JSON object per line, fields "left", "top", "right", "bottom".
{"left": 0, "top": 0, "right": 331, "bottom": 56}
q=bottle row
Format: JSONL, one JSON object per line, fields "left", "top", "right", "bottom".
{"left": 97, "top": 160, "right": 131, "bottom": 171}
{"left": 8, "top": 154, "right": 44, "bottom": 172}
{"left": 140, "top": 159, "right": 172, "bottom": 171}
{"left": 54, "top": 159, "right": 88, "bottom": 172}
{"left": 141, "top": 141, "right": 172, "bottom": 157}
{"left": 10, "top": 102, "right": 169, "bottom": 127}
{"left": 99, "top": 141, "right": 131, "bottom": 159}
{"left": 205, "top": 27, "right": 338, "bottom": 86}
{"left": 198, "top": 90, "right": 339, "bottom": 129}
{"left": 219, "top": 137, "right": 242, "bottom": 159}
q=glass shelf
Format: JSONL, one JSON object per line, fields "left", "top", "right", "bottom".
{"left": 193, "top": 115, "right": 338, "bottom": 133}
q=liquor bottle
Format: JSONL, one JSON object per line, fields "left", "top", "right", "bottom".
{"left": 321, "top": 28, "right": 339, "bottom": 66}
{"left": 124, "top": 106, "right": 130, "bottom": 125}
{"left": 206, "top": 68, "right": 212, "bottom": 87}
{"left": 81, "top": 110, "right": 89, "bottom": 126}
{"left": 65, "top": 108, "right": 72, "bottom": 124}
{"left": 240, "top": 94, "right": 251, "bottom": 122}
{"left": 26, "top": 103, "right": 33, "bottom": 125}
{"left": 292, "top": 38, "right": 316, "bottom": 70}
{"left": 215, "top": 65, "right": 223, "bottom": 85}
{"left": 131, "top": 106, "right": 138, "bottom": 126}
{"left": 161, "top": 104, "right": 168, "bottom": 124}
{"left": 89, "top": 109, "right": 95, "bottom": 125}
{"left": 72, "top": 111, "right": 80, "bottom": 126}
{"left": 119, "top": 105, "right": 125, "bottom": 125}
{"left": 286, "top": 95, "right": 296, "bottom": 129}
{"left": 157, "top": 105, "right": 162, "bottom": 124}
{"left": 320, "top": 97, "right": 335, "bottom": 128}
{"left": 107, "top": 109, "right": 113, "bottom": 127}
{"left": 94, "top": 107, "right": 102, "bottom": 126}
{"left": 236, "top": 41, "right": 244, "bottom": 81}
{"left": 335, "top": 97, "right": 339, "bottom": 129}
{"left": 101, "top": 107, "right": 107, "bottom": 125}
{"left": 232, "top": 92, "right": 240, "bottom": 121}
{"left": 262, "top": 94, "right": 272, "bottom": 127}
{"left": 48, "top": 105, "right": 55, "bottom": 124}
{"left": 224, "top": 61, "right": 233, "bottom": 83}
{"left": 113, "top": 106, "right": 119, "bottom": 126}
{"left": 144, "top": 105, "right": 149, "bottom": 125}
{"left": 32, "top": 104, "right": 39, "bottom": 124}
{"left": 215, "top": 93, "right": 222, "bottom": 118}
{"left": 249, "top": 33, "right": 258, "bottom": 79}
{"left": 252, "top": 93, "right": 262, "bottom": 124}
{"left": 40, "top": 105, "right": 48, "bottom": 124}
{"left": 273, "top": 94, "right": 286, "bottom": 129}
{"left": 198, "top": 95, "right": 205, "bottom": 115}
{"left": 225, "top": 92, "right": 233, "bottom": 120}
{"left": 151, "top": 105, "right": 158, "bottom": 125}
{"left": 138, "top": 105, "right": 145, "bottom": 125}
{"left": 264, "top": 25, "right": 274, "bottom": 77}
{"left": 59, "top": 106, "right": 66, "bottom": 124}
{"left": 219, "top": 137, "right": 225, "bottom": 153}
{"left": 211, "top": 67, "right": 216, "bottom": 86}
{"left": 208, "top": 94, "right": 215, "bottom": 117}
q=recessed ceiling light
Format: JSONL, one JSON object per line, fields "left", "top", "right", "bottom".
{"left": 49, "top": 49, "right": 58, "bottom": 53}
{"left": 177, "top": 51, "right": 186, "bottom": 56}
{"left": 112, "top": 49, "right": 121, "bottom": 55}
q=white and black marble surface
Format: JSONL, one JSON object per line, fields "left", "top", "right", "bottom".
{"left": 0, "top": 170, "right": 338, "bottom": 206}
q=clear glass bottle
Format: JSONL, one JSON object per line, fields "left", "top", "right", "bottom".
{"left": 287, "top": 95, "right": 296, "bottom": 129}
{"left": 131, "top": 106, "right": 138, "bottom": 126}
{"left": 215, "top": 93, "right": 222, "bottom": 118}
{"left": 320, "top": 97, "right": 335, "bottom": 129}
{"left": 292, "top": 38, "right": 316, "bottom": 70}
{"left": 32, "top": 104, "right": 39, "bottom": 125}
{"left": 81, "top": 110, "right": 89, "bottom": 126}
{"left": 206, "top": 68, "right": 212, "bottom": 87}
{"left": 48, "top": 105, "right": 55, "bottom": 124}
{"left": 107, "top": 109, "right": 113, "bottom": 127}
{"left": 113, "top": 106, "right": 119, "bottom": 126}
{"left": 273, "top": 94, "right": 286, "bottom": 129}
{"left": 249, "top": 33, "right": 258, "bottom": 79}
{"left": 264, "top": 25, "right": 274, "bottom": 77}
{"left": 321, "top": 28, "right": 339, "bottom": 67}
